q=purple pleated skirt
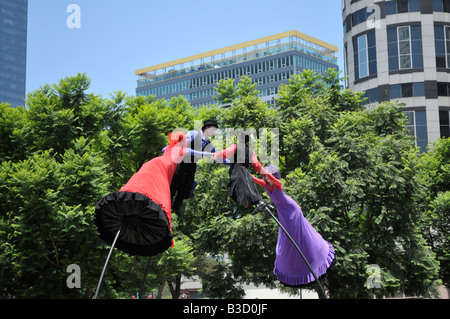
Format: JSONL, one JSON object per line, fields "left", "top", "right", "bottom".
{"left": 266, "top": 185, "right": 335, "bottom": 286}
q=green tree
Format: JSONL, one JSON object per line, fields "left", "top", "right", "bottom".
{"left": 276, "top": 69, "right": 365, "bottom": 172}
{"left": 0, "top": 103, "right": 28, "bottom": 161}
{"left": 106, "top": 95, "right": 193, "bottom": 188}
{"left": 22, "top": 73, "right": 107, "bottom": 156}
{"left": 215, "top": 76, "right": 279, "bottom": 130}
{"left": 419, "top": 137, "right": 450, "bottom": 289}
{"left": 153, "top": 234, "right": 196, "bottom": 299}
{"left": 1, "top": 71, "right": 444, "bottom": 299}
{"left": 0, "top": 141, "right": 109, "bottom": 298}
{"left": 280, "top": 91, "right": 440, "bottom": 298}
{"left": 188, "top": 69, "right": 441, "bottom": 299}
{"left": 0, "top": 74, "right": 197, "bottom": 299}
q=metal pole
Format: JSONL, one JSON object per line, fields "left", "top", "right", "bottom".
{"left": 94, "top": 225, "right": 123, "bottom": 299}
{"left": 138, "top": 256, "right": 152, "bottom": 299}
{"left": 254, "top": 203, "right": 328, "bottom": 299}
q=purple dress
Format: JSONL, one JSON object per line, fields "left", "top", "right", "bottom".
{"left": 265, "top": 184, "right": 335, "bottom": 286}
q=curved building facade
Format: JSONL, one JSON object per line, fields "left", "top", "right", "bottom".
{"left": 342, "top": 0, "right": 450, "bottom": 150}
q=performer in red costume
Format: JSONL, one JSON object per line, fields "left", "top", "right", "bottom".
{"left": 94, "top": 131, "right": 187, "bottom": 257}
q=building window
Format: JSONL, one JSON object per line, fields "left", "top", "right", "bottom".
{"left": 404, "top": 111, "right": 416, "bottom": 137}
{"left": 398, "top": 26, "right": 412, "bottom": 69}
{"left": 416, "top": 111, "right": 428, "bottom": 151}
{"left": 435, "top": 25, "right": 450, "bottom": 68}
{"left": 388, "top": 25, "right": 423, "bottom": 71}
{"left": 390, "top": 82, "right": 425, "bottom": 98}
{"left": 438, "top": 82, "right": 450, "bottom": 96}
{"left": 358, "top": 35, "right": 369, "bottom": 78}
{"left": 405, "top": 110, "right": 428, "bottom": 151}
{"left": 440, "top": 110, "right": 450, "bottom": 138}
{"left": 351, "top": 7, "right": 371, "bottom": 27}
{"left": 353, "top": 32, "right": 377, "bottom": 80}
{"left": 361, "top": 87, "right": 379, "bottom": 105}
{"left": 433, "top": 0, "right": 450, "bottom": 12}
{"left": 386, "top": 0, "right": 421, "bottom": 14}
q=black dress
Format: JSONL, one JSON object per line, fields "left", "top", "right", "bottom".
{"left": 225, "top": 142, "right": 263, "bottom": 206}
{"left": 94, "top": 191, "right": 173, "bottom": 257}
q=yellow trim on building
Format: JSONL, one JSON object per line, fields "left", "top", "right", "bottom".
{"left": 135, "top": 30, "right": 338, "bottom": 75}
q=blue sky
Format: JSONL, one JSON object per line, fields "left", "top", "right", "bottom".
{"left": 26, "top": 0, "right": 344, "bottom": 99}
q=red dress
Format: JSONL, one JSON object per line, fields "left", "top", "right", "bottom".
{"left": 119, "top": 143, "right": 186, "bottom": 231}
{"left": 94, "top": 133, "right": 186, "bottom": 257}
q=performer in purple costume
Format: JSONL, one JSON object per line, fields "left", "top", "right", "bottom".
{"left": 252, "top": 165, "right": 335, "bottom": 286}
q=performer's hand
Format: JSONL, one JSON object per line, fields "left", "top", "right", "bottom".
{"left": 211, "top": 153, "right": 217, "bottom": 160}
{"left": 265, "top": 173, "right": 275, "bottom": 186}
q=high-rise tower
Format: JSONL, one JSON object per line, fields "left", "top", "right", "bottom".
{"left": 0, "top": 0, "right": 28, "bottom": 107}
{"left": 342, "top": 0, "right": 450, "bottom": 150}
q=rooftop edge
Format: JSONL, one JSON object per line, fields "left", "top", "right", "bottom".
{"left": 135, "top": 30, "right": 339, "bottom": 75}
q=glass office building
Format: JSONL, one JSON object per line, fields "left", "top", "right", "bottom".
{"left": 135, "top": 30, "right": 339, "bottom": 108}
{"left": 0, "top": 0, "right": 28, "bottom": 108}
{"left": 342, "top": 0, "right": 450, "bottom": 151}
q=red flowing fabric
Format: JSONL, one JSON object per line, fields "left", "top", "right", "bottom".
{"left": 94, "top": 132, "right": 187, "bottom": 256}
{"left": 119, "top": 139, "right": 186, "bottom": 233}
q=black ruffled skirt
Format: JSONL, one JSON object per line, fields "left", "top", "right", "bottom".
{"left": 94, "top": 191, "right": 173, "bottom": 256}
{"left": 228, "top": 165, "right": 262, "bottom": 206}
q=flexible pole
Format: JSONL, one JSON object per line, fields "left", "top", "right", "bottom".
{"left": 138, "top": 256, "right": 152, "bottom": 299}
{"left": 254, "top": 204, "right": 328, "bottom": 299}
{"left": 94, "top": 225, "right": 123, "bottom": 299}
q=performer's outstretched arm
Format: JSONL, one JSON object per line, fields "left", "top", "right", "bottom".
{"left": 213, "top": 144, "right": 237, "bottom": 159}
{"left": 187, "top": 148, "right": 213, "bottom": 159}
{"left": 250, "top": 152, "right": 269, "bottom": 175}
{"left": 251, "top": 173, "right": 283, "bottom": 191}
{"left": 251, "top": 175, "right": 266, "bottom": 188}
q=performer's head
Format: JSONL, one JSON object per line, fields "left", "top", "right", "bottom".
{"left": 265, "top": 164, "right": 281, "bottom": 180}
{"left": 202, "top": 119, "right": 219, "bottom": 139}
{"left": 168, "top": 131, "right": 187, "bottom": 148}
{"left": 237, "top": 130, "right": 253, "bottom": 144}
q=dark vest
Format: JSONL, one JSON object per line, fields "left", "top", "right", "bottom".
{"left": 181, "top": 131, "right": 211, "bottom": 171}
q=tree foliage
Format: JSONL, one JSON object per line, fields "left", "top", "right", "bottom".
{"left": 0, "top": 74, "right": 195, "bottom": 299}
{"left": 419, "top": 137, "right": 450, "bottom": 288}
{"left": 0, "top": 71, "right": 446, "bottom": 299}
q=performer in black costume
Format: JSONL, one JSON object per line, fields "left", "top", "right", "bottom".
{"left": 169, "top": 119, "right": 223, "bottom": 215}
{"left": 212, "top": 130, "right": 269, "bottom": 207}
